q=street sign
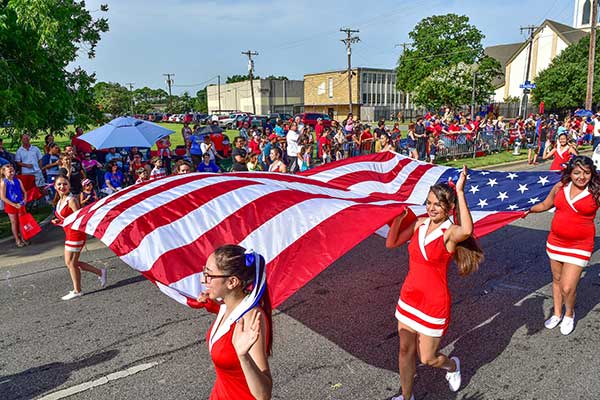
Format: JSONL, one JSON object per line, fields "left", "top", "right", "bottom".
{"left": 520, "top": 82, "right": 536, "bottom": 89}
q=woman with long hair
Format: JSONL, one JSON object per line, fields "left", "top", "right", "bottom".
{"left": 527, "top": 156, "right": 600, "bottom": 335}
{"left": 0, "top": 164, "right": 27, "bottom": 247}
{"left": 197, "top": 244, "right": 273, "bottom": 400}
{"left": 543, "top": 131, "right": 577, "bottom": 171}
{"left": 386, "top": 166, "right": 484, "bottom": 400}
{"left": 52, "top": 174, "right": 106, "bottom": 300}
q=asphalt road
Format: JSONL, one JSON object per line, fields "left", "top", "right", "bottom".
{"left": 1, "top": 160, "right": 599, "bottom": 400}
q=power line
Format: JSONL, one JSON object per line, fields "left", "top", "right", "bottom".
{"left": 340, "top": 28, "right": 360, "bottom": 115}
{"left": 163, "top": 73, "right": 174, "bottom": 108}
{"left": 241, "top": 50, "right": 259, "bottom": 114}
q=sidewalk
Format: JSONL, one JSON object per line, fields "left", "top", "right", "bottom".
{"left": 0, "top": 223, "right": 105, "bottom": 268}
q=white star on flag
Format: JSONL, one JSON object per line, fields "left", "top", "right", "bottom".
{"left": 507, "top": 204, "right": 519, "bottom": 210}
{"left": 477, "top": 198, "right": 488, "bottom": 208}
{"left": 517, "top": 184, "right": 529, "bottom": 194}
{"left": 537, "top": 176, "right": 550, "bottom": 186}
{"left": 507, "top": 173, "right": 519, "bottom": 180}
{"left": 469, "top": 185, "right": 480, "bottom": 194}
{"left": 528, "top": 197, "right": 540, "bottom": 204}
{"left": 487, "top": 178, "right": 498, "bottom": 187}
{"left": 480, "top": 171, "right": 490, "bottom": 175}
{"left": 497, "top": 191, "right": 509, "bottom": 201}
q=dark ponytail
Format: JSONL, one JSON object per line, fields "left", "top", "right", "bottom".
{"left": 214, "top": 244, "right": 273, "bottom": 355}
{"left": 429, "top": 183, "right": 484, "bottom": 276}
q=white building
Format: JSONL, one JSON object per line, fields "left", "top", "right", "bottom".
{"left": 206, "top": 79, "right": 303, "bottom": 115}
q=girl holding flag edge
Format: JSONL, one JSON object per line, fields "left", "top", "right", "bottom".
{"left": 386, "top": 166, "right": 484, "bottom": 400}
{"left": 197, "top": 244, "right": 273, "bottom": 400}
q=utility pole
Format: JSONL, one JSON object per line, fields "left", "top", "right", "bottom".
{"left": 163, "top": 73, "right": 174, "bottom": 110}
{"left": 242, "top": 50, "right": 259, "bottom": 114}
{"left": 395, "top": 42, "right": 412, "bottom": 112}
{"left": 217, "top": 75, "right": 222, "bottom": 113}
{"left": 520, "top": 26, "right": 537, "bottom": 119}
{"left": 586, "top": 0, "right": 598, "bottom": 110}
{"left": 340, "top": 28, "right": 360, "bottom": 115}
{"left": 125, "top": 82, "right": 134, "bottom": 115}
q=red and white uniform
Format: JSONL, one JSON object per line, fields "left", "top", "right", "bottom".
{"left": 396, "top": 219, "right": 453, "bottom": 337}
{"left": 546, "top": 183, "right": 599, "bottom": 267}
{"left": 206, "top": 304, "right": 269, "bottom": 400}
{"left": 550, "top": 145, "right": 571, "bottom": 171}
{"left": 55, "top": 194, "right": 86, "bottom": 253}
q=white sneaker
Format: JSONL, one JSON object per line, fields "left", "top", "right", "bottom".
{"left": 544, "top": 314, "right": 562, "bottom": 329}
{"left": 61, "top": 291, "right": 83, "bottom": 300}
{"left": 391, "top": 395, "right": 415, "bottom": 400}
{"left": 560, "top": 314, "right": 575, "bottom": 335}
{"left": 445, "top": 356, "right": 461, "bottom": 392}
{"left": 99, "top": 268, "right": 107, "bottom": 288}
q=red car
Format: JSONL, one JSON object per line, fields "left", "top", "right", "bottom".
{"left": 294, "top": 113, "right": 332, "bottom": 128}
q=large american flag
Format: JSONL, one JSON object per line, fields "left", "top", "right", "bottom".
{"left": 63, "top": 152, "right": 559, "bottom": 308}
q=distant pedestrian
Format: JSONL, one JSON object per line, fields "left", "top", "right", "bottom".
{"left": 150, "top": 157, "right": 166, "bottom": 180}
{"left": 15, "top": 134, "right": 44, "bottom": 188}
{"left": 52, "top": 174, "right": 106, "bottom": 300}
{"left": 0, "top": 164, "right": 27, "bottom": 247}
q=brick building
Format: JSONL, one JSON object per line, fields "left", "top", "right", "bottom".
{"left": 303, "top": 67, "right": 408, "bottom": 121}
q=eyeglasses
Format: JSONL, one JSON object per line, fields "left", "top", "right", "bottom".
{"left": 202, "top": 272, "right": 234, "bottom": 283}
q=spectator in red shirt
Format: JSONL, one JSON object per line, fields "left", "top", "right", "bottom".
{"left": 315, "top": 118, "right": 325, "bottom": 140}
{"left": 359, "top": 126, "right": 374, "bottom": 154}
{"left": 317, "top": 127, "right": 332, "bottom": 158}
{"left": 247, "top": 132, "right": 262, "bottom": 155}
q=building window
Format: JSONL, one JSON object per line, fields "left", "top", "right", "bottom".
{"left": 328, "top": 78, "right": 333, "bottom": 98}
{"left": 362, "top": 93, "right": 367, "bottom": 104}
{"left": 583, "top": 0, "right": 591, "bottom": 25}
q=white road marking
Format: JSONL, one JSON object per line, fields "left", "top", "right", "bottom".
{"left": 38, "top": 360, "right": 163, "bottom": 400}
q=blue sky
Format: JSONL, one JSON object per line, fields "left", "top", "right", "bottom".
{"left": 75, "top": 0, "right": 574, "bottom": 95}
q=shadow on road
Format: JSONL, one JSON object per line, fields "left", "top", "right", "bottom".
{"left": 0, "top": 349, "right": 119, "bottom": 400}
{"left": 280, "top": 224, "right": 600, "bottom": 398}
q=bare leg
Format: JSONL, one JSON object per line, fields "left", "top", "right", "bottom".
{"left": 78, "top": 260, "right": 101, "bottom": 276}
{"left": 418, "top": 335, "right": 455, "bottom": 371}
{"left": 559, "top": 263, "right": 583, "bottom": 318}
{"left": 8, "top": 214, "right": 22, "bottom": 245}
{"left": 64, "top": 250, "right": 82, "bottom": 293}
{"left": 398, "top": 322, "right": 417, "bottom": 399}
{"left": 549, "top": 260, "right": 564, "bottom": 317}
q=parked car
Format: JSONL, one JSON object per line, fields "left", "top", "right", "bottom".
{"left": 161, "top": 113, "right": 172, "bottom": 122}
{"left": 194, "top": 113, "right": 209, "bottom": 123}
{"left": 268, "top": 113, "right": 292, "bottom": 123}
{"left": 220, "top": 112, "right": 250, "bottom": 129}
{"left": 294, "top": 113, "right": 332, "bottom": 128}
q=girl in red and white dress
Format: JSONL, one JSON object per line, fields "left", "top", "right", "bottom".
{"left": 528, "top": 156, "right": 600, "bottom": 335}
{"left": 386, "top": 166, "right": 484, "bottom": 400}
{"left": 196, "top": 245, "right": 272, "bottom": 400}
{"left": 52, "top": 175, "right": 106, "bottom": 300}
{"left": 543, "top": 131, "right": 577, "bottom": 171}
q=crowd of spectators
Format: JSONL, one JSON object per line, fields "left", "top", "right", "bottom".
{"left": 1, "top": 108, "right": 598, "bottom": 211}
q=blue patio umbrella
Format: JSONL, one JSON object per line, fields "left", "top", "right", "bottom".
{"left": 574, "top": 109, "right": 593, "bottom": 118}
{"left": 78, "top": 117, "right": 174, "bottom": 149}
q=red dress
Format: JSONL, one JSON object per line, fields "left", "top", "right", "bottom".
{"left": 206, "top": 305, "right": 269, "bottom": 400}
{"left": 396, "top": 219, "right": 453, "bottom": 337}
{"left": 549, "top": 145, "right": 571, "bottom": 171}
{"left": 546, "top": 183, "right": 599, "bottom": 267}
{"left": 55, "top": 194, "right": 87, "bottom": 253}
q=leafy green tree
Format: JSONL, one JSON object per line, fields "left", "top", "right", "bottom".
{"left": 0, "top": 0, "right": 108, "bottom": 142}
{"left": 226, "top": 74, "right": 261, "bottom": 84}
{"left": 264, "top": 75, "right": 288, "bottom": 80}
{"left": 93, "top": 82, "right": 131, "bottom": 116}
{"left": 395, "top": 13, "right": 500, "bottom": 109}
{"left": 195, "top": 88, "right": 208, "bottom": 113}
{"left": 532, "top": 32, "right": 599, "bottom": 109}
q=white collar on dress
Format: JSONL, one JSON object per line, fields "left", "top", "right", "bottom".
{"left": 417, "top": 218, "right": 452, "bottom": 261}
{"left": 563, "top": 182, "right": 590, "bottom": 213}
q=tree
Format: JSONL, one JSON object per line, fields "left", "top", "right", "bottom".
{"left": 0, "top": 0, "right": 109, "bottom": 141}
{"left": 226, "top": 74, "right": 261, "bottom": 84}
{"left": 532, "top": 32, "right": 599, "bottom": 109}
{"left": 264, "top": 75, "right": 288, "bottom": 80}
{"left": 195, "top": 88, "right": 208, "bottom": 113}
{"left": 93, "top": 82, "right": 131, "bottom": 116}
{"left": 395, "top": 14, "right": 500, "bottom": 109}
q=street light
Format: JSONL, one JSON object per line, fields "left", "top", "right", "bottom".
{"left": 471, "top": 63, "right": 479, "bottom": 118}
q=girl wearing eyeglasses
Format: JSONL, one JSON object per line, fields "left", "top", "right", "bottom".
{"left": 197, "top": 245, "right": 272, "bottom": 400}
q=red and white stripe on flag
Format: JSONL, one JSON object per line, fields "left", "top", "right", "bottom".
{"left": 63, "top": 152, "right": 526, "bottom": 308}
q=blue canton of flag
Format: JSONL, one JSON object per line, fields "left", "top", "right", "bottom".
{"left": 436, "top": 168, "right": 561, "bottom": 211}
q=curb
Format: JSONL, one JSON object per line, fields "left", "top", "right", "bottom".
{"left": 476, "top": 149, "right": 593, "bottom": 171}
{"left": 0, "top": 212, "right": 54, "bottom": 246}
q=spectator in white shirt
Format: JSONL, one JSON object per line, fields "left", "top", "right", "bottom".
{"left": 286, "top": 122, "right": 300, "bottom": 173}
{"left": 15, "top": 134, "right": 44, "bottom": 187}
{"left": 200, "top": 135, "right": 223, "bottom": 163}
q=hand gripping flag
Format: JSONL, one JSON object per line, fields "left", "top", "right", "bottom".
{"left": 63, "top": 152, "right": 559, "bottom": 308}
